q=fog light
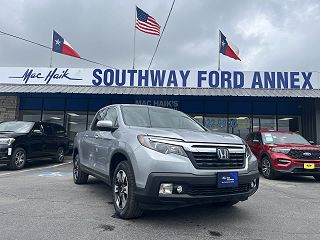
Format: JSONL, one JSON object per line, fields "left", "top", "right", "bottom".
{"left": 250, "top": 179, "right": 257, "bottom": 189}
{"left": 278, "top": 159, "right": 291, "bottom": 164}
{"left": 176, "top": 185, "right": 183, "bottom": 194}
{"left": 8, "top": 148, "right": 12, "bottom": 156}
{"left": 159, "top": 183, "right": 173, "bottom": 195}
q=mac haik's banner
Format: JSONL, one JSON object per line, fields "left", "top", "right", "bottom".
{"left": 0, "top": 67, "right": 318, "bottom": 89}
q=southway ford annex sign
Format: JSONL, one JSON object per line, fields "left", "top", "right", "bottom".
{"left": 0, "top": 67, "right": 319, "bottom": 89}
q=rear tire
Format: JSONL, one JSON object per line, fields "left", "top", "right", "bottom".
{"left": 73, "top": 153, "right": 88, "bottom": 184}
{"left": 54, "top": 147, "right": 65, "bottom": 163}
{"left": 8, "top": 148, "right": 26, "bottom": 170}
{"left": 261, "top": 156, "right": 279, "bottom": 179}
{"left": 314, "top": 176, "right": 320, "bottom": 181}
{"left": 112, "top": 161, "right": 143, "bottom": 219}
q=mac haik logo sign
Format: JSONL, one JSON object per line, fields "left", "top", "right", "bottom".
{"left": 0, "top": 67, "right": 318, "bottom": 89}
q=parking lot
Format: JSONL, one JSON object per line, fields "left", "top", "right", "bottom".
{"left": 0, "top": 159, "right": 319, "bottom": 240}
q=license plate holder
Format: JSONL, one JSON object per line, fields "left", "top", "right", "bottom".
{"left": 304, "top": 163, "right": 315, "bottom": 169}
{"left": 217, "top": 172, "right": 239, "bottom": 188}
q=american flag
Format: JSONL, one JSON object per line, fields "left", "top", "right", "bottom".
{"left": 136, "top": 7, "right": 160, "bottom": 36}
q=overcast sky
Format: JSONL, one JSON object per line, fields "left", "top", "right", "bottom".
{"left": 0, "top": 0, "right": 319, "bottom": 71}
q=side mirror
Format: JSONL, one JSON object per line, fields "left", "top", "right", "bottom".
{"left": 309, "top": 140, "right": 315, "bottom": 145}
{"left": 252, "top": 139, "right": 260, "bottom": 144}
{"left": 32, "top": 129, "right": 42, "bottom": 135}
{"left": 96, "top": 120, "right": 117, "bottom": 131}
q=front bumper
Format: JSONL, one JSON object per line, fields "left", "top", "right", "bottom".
{"left": 0, "top": 146, "right": 11, "bottom": 164}
{"left": 135, "top": 171, "right": 259, "bottom": 210}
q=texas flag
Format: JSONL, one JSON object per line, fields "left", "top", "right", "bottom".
{"left": 52, "top": 30, "right": 80, "bottom": 58}
{"left": 219, "top": 31, "right": 241, "bottom": 61}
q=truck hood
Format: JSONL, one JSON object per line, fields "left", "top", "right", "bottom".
{"left": 128, "top": 127, "right": 243, "bottom": 144}
{"left": 0, "top": 132, "right": 26, "bottom": 138}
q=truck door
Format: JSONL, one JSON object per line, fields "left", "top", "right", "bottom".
{"left": 94, "top": 107, "right": 118, "bottom": 176}
{"left": 80, "top": 108, "right": 107, "bottom": 170}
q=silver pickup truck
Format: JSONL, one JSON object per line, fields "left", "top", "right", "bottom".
{"left": 73, "top": 104, "right": 259, "bottom": 219}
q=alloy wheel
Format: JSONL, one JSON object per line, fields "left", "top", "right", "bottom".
{"left": 73, "top": 155, "right": 79, "bottom": 180}
{"left": 262, "top": 158, "right": 271, "bottom": 177}
{"left": 15, "top": 151, "right": 25, "bottom": 168}
{"left": 57, "top": 148, "right": 64, "bottom": 162}
{"left": 114, "top": 170, "right": 128, "bottom": 210}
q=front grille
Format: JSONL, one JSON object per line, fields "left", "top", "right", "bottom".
{"left": 287, "top": 149, "right": 320, "bottom": 160}
{"left": 187, "top": 151, "right": 245, "bottom": 169}
{"left": 189, "top": 184, "right": 250, "bottom": 196}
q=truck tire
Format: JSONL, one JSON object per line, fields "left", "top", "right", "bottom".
{"left": 8, "top": 148, "right": 26, "bottom": 170}
{"left": 261, "top": 156, "right": 278, "bottom": 179}
{"left": 112, "top": 161, "right": 143, "bottom": 219}
{"left": 54, "top": 147, "right": 65, "bottom": 163}
{"left": 73, "top": 153, "right": 88, "bottom": 184}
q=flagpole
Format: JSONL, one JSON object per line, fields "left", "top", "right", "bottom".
{"left": 50, "top": 31, "right": 53, "bottom": 68}
{"left": 132, "top": 7, "right": 137, "bottom": 69}
{"left": 218, "top": 30, "right": 221, "bottom": 71}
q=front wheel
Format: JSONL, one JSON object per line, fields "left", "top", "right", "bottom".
{"left": 314, "top": 176, "right": 320, "bottom": 181}
{"left": 8, "top": 148, "right": 26, "bottom": 170}
{"left": 73, "top": 153, "right": 88, "bottom": 184}
{"left": 261, "top": 156, "right": 278, "bottom": 179}
{"left": 112, "top": 161, "right": 143, "bottom": 219}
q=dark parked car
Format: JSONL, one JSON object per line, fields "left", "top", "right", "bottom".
{"left": 0, "top": 121, "right": 69, "bottom": 169}
{"left": 245, "top": 130, "right": 320, "bottom": 181}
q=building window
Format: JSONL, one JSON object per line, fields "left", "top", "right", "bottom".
{"left": 229, "top": 116, "right": 251, "bottom": 139}
{"left": 65, "top": 112, "right": 87, "bottom": 140}
{"left": 19, "top": 110, "right": 41, "bottom": 121}
{"left": 87, "top": 112, "right": 96, "bottom": 130}
{"left": 190, "top": 115, "right": 204, "bottom": 125}
{"left": 204, "top": 115, "right": 228, "bottom": 133}
{"left": 257, "top": 116, "right": 276, "bottom": 130}
{"left": 278, "top": 116, "right": 301, "bottom": 133}
{"left": 42, "top": 111, "right": 64, "bottom": 126}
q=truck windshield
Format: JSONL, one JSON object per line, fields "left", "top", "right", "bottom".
{"left": 0, "top": 121, "right": 34, "bottom": 134}
{"left": 121, "top": 106, "right": 205, "bottom": 131}
{"left": 261, "top": 132, "right": 310, "bottom": 145}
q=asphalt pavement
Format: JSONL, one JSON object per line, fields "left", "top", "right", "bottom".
{"left": 0, "top": 159, "right": 319, "bottom": 240}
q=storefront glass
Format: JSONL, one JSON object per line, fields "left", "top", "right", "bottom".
{"left": 229, "top": 116, "right": 251, "bottom": 139}
{"left": 278, "top": 116, "right": 300, "bottom": 133}
{"left": 258, "top": 116, "right": 276, "bottom": 130}
{"left": 65, "top": 112, "right": 87, "bottom": 140}
{"left": 204, "top": 115, "right": 228, "bottom": 133}
{"left": 42, "top": 111, "right": 64, "bottom": 126}
{"left": 19, "top": 110, "right": 41, "bottom": 121}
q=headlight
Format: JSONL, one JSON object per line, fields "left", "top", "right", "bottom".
{"left": 270, "top": 148, "right": 290, "bottom": 154}
{"left": 0, "top": 138, "right": 15, "bottom": 146}
{"left": 137, "top": 135, "right": 187, "bottom": 157}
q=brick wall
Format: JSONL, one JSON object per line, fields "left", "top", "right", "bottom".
{"left": 0, "top": 96, "right": 19, "bottom": 121}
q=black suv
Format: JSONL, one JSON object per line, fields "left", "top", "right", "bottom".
{"left": 0, "top": 121, "right": 69, "bottom": 169}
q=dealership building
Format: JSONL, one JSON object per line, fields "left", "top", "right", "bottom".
{"left": 0, "top": 67, "right": 320, "bottom": 143}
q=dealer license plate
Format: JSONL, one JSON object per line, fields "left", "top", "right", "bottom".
{"left": 304, "top": 163, "right": 315, "bottom": 169}
{"left": 217, "top": 172, "right": 238, "bottom": 188}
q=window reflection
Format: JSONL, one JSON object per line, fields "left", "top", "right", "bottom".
{"left": 229, "top": 116, "right": 251, "bottom": 139}
{"left": 42, "top": 111, "right": 64, "bottom": 126}
{"left": 66, "top": 112, "right": 87, "bottom": 140}
{"left": 204, "top": 116, "right": 228, "bottom": 133}
{"left": 278, "top": 116, "right": 300, "bottom": 133}
{"left": 19, "top": 110, "right": 41, "bottom": 121}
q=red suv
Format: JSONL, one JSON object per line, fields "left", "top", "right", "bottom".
{"left": 245, "top": 130, "right": 320, "bottom": 181}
